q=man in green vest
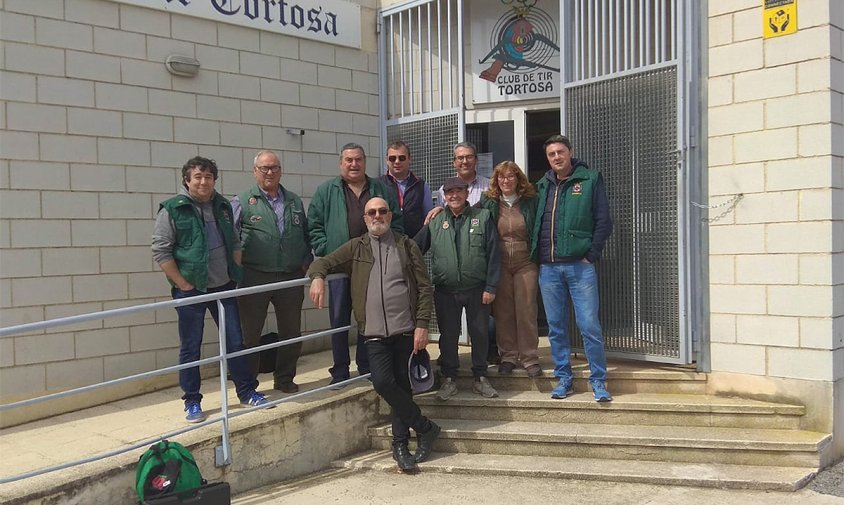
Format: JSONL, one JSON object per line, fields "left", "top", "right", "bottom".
{"left": 233, "top": 150, "right": 312, "bottom": 394}
{"left": 152, "top": 156, "right": 270, "bottom": 423}
{"left": 532, "top": 135, "right": 614, "bottom": 402}
{"left": 416, "top": 177, "right": 501, "bottom": 401}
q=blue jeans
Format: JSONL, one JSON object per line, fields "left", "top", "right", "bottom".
{"left": 328, "top": 277, "right": 369, "bottom": 381}
{"left": 174, "top": 282, "right": 258, "bottom": 404}
{"left": 538, "top": 262, "right": 608, "bottom": 383}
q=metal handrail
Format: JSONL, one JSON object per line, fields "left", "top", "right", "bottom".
{"left": 0, "top": 274, "right": 363, "bottom": 485}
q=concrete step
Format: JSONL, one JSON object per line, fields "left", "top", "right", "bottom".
{"left": 414, "top": 390, "right": 805, "bottom": 429}
{"left": 333, "top": 450, "right": 819, "bottom": 491}
{"left": 450, "top": 367, "right": 708, "bottom": 395}
{"left": 368, "top": 419, "right": 832, "bottom": 468}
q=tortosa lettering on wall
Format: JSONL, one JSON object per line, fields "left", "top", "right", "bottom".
{"left": 113, "top": 0, "right": 362, "bottom": 48}
{"left": 210, "top": 0, "right": 338, "bottom": 37}
{"left": 495, "top": 70, "right": 554, "bottom": 96}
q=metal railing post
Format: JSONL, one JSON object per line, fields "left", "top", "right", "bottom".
{"left": 215, "top": 299, "right": 232, "bottom": 467}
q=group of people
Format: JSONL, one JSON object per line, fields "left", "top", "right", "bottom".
{"left": 151, "top": 134, "right": 613, "bottom": 471}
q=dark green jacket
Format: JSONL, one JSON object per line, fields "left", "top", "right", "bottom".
{"left": 478, "top": 193, "right": 539, "bottom": 261}
{"left": 307, "top": 175, "right": 403, "bottom": 256}
{"left": 428, "top": 205, "right": 496, "bottom": 292}
{"left": 159, "top": 192, "right": 241, "bottom": 292}
{"left": 237, "top": 185, "right": 311, "bottom": 273}
{"left": 307, "top": 232, "right": 432, "bottom": 335}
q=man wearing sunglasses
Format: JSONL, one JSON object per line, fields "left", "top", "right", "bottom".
{"left": 308, "top": 143, "right": 403, "bottom": 388}
{"left": 307, "top": 197, "right": 440, "bottom": 472}
{"left": 232, "top": 151, "right": 312, "bottom": 394}
{"left": 379, "top": 141, "right": 434, "bottom": 238}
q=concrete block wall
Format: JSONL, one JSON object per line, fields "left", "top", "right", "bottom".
{"left": 0, "top": 0, "right": 380, "bottom": 408}
{"left": 706, "top": 1, "right": 843, "bottom": 384}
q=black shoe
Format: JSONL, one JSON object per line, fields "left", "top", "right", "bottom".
{"left": 329, "top": 376, "right": 349, "bottom": 390}
{"left": 487, "top": 353, "right": 501, "bottom": 365}
{"left": 274, "top": 382, "right": 299, "bottom": 393}
{"left": 392, "top": 443, "right": 418, "bottom": 471}
{"left": 414, "top": 422, "right": 441, "bottom": 463}
{"left": 498, "top": 362, "right": 515, "bottom": 375}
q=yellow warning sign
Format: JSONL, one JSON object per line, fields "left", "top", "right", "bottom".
{"left": 763, "top": 0, "right": 797, "bottom": 38}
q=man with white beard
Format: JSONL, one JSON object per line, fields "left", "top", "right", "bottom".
{"left": 307, "top": 198, "right": 441, "bottom": 472}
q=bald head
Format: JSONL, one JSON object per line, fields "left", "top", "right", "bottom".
{"left": 364, "top": 197, "right": 391, "bottom": 237}
{"left": 365, "top": 197, "right": 388, "bottom": 213}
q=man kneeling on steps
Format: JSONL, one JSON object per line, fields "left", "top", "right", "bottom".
{"left": 307, "top": 197, "right": 441, "bottom": 472}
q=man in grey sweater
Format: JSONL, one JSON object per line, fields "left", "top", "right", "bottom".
{"left": 307, "top": 197, "right": 441, "bottom": 472}
{"left": 152, "top": 156, "right": 269, "bottom": 423}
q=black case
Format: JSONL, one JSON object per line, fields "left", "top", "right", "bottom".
{"left": 143, "top": 482, "right": 231, "bottom": 505}
{"left": 258, "top": 332, "right": 279, "bottom": 373}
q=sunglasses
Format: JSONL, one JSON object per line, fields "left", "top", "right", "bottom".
{"left": 365, "top": 208, "right": 390, "bottom": 217}
{"left": 388, "top": 155, "right": 407, "bottom": 162}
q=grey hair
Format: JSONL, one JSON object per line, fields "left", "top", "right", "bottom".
{"left": 340, "top": 142, "right": 366, "bottom": 159}
{"left": 253, "top": 150, "right": 280, "bottom": 167}
{"left": 453, "top": 141, "right": 477, "bottom": 156}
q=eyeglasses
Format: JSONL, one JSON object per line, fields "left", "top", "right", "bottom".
{"left": 365, "top": 208, "right": 390, "bottom": 217}
{"left": 256, "top": 165, "right": 281, "bottom": 174}
{"left": 499, "top": 174, "right": 517, "bottom": 181}
{"left": 454, "top": 155, "right": 476, "bottom": 162}
{"left": 387, "top": 155, "right": 407, "bottom": 162}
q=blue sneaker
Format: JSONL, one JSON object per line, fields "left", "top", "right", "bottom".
{"left": 551, "top": 380, "right": 574, "bottom": 399}
{"left": 591, "top": 381, "right": 613, "bottom": 402}
{"left": 242, "top": 391, "right": 273, "bottom": 408}
{"left": 184, "top": 402, "right": 205, "bottom": 423}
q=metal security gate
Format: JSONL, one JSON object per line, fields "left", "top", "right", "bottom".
{"left": 560, "top": 0, "right": 700, "bottom": 364}
{"left": 379, "top": 0, "right": 463, "bottom": 186}
{"left": 379, "top": 0, "right": 465, "bottom": 337}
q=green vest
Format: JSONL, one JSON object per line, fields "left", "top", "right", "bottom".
{"left": 532, "top": 166, "right": 598, "bottom": 260}
{"left": 429, "top": 206, "right": 491, "bottom": 291}
{"left": 237, "top": 185, "right": 310, "bottom": 273}
{"left": 159, "top": 192, "right": 241, "bottom": 292}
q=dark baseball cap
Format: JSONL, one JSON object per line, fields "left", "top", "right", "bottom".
{"left": 442, "top": 177, "right": 469, "bottom": 193}
{"left": 408, "top": 349, "right": 434, "bottom": 394}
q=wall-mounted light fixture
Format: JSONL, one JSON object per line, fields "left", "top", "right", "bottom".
{"left": 165, "top": 54, "right": 201, "bottom": 77}
{"left": 286, "top": 129, "right": 305, "bottom": 136}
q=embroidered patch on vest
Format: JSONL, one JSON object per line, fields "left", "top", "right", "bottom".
{"left": 250, "top": 215, "right": 262, "bottom": 223}
{"left": 292, "top": 214, "right": 301, "bottom": 226}
{"left": 442, "top": 221, "right": 449, "bottom": 229}
{"left": 572, "top": 183, "right": 583, "bottom": 195}
{"left": 248, "top": 196, "right": 258, "bottom": 205}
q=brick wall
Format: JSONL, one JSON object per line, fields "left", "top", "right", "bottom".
{"left": 0, "top": 0, "right": 380, "bottom": 403}
{"left": 707, "top": 0, "right": 843, "bottom": 382}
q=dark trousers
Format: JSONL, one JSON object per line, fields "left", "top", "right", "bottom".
{"left": 238, "top": 268, "right": 304, "bottom": 386}
{"left": 328, "top": 277, "right": 369, "bottom": 380}
{"left": 434, "top": 286, "right": 490, "bottom": 379}
{"left": 173, "top": 282, "right": 257, "bottom": 404}
{"left": 366, "top": 334, "right": 429, "bottom": 445}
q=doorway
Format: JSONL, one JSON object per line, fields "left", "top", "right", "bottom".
{"left": 525, "top": 109, "right": 560, "bottom": 182}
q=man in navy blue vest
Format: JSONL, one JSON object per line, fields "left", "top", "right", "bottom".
{"left": 379, "top": 141, "right": 433, "bottom": 239}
